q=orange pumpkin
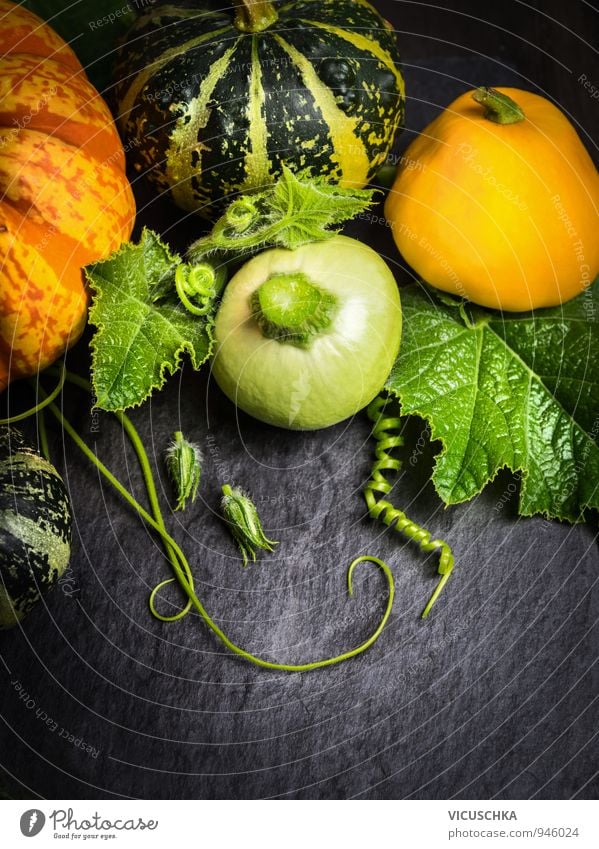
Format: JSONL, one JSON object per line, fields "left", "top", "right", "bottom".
{"left": 0, "top": 0, "right": 135, "bottom": 391}
{"left": 385, "top": 87, "right": 599, "bottom": 311}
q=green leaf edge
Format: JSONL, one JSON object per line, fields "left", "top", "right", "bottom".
{"left": 85, "top": 228, "right": 215, "bottom": 413}
{"left": 386, "top": 281, "right": 599, "bottom": 524}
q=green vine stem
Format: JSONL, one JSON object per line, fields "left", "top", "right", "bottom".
{"left": 11, "top": 368, "right": 395, "bottom": 672}
{"left": 364, "top": 395, "right": 455, "bottom": 618}
{"left": 46, "top": 368, "right": 195, "bottom": 623}
{"left": 185, "top": 168, "right": 376, "bottom": 267}
{"left": 187, "top": 196, "right": 271, "bottom": 263}
{"left": 38, "top": 409, "right": 51, "bottom": 463}
{"left": 0, "top": 363, "right": 65, "bottom": 425}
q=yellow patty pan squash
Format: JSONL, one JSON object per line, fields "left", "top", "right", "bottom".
{"left": 385, "top": 86, "right": 599, "bottom": 310}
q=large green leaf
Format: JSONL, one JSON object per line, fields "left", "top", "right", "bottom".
{"left": 386, "top": 281, "right": 599, "bottom": 521}
{"left": 86, "top": 229, "right": 213, "bottom": 412}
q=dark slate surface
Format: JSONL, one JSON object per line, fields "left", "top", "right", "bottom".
{"left": 1, "top": 2, "right": 598, "bottom": 800}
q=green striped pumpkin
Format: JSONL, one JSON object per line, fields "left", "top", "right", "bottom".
{"left": 0, "top": 428, "right": 72, "bottom": 628}
{"left": 114, "top": 0, "right": 405, "bottom": 213}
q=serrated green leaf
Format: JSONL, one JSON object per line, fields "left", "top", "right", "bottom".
{"left": 386, "top": 280, "right": 599, "bottom": 522}
{"left": 188, "top": 166, "right": 377, "bottom": 263}
{"left": 86, "top": 229, "right": 213, "bottom": 412}
{"left": 267, "top": 167, "right": 379, "bottom": 250}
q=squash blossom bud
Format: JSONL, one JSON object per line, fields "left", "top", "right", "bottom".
{"left": 165, "top": 431, "right": 202, "bottom": 511}
{"left": 221, "top": 484, "right": 278, "bottom": 566}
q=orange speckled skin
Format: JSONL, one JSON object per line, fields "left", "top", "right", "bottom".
{"left": 385, "top": 88, "right": 599, "bottom": 311}
{"left": 0, "top": 0, "right": 135, "bottom": 391}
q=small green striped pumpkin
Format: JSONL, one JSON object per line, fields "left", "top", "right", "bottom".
{"left": 114, "top": 0, "right": 405, "bottom": 213}
{"left": 0, "top": 428, "right": 72, "bottom": 628}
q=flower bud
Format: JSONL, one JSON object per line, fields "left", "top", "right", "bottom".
{"left": 221, "top": 484, "right": 278, "bottom": 566}
{"left": 165, "top": 431, "right": 202, "bottom": 511}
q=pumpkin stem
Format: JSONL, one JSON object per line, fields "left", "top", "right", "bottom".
{"left": 472, "top": 87, "right": 525, "bottom": 124}
{"left": 250, "top": 272, "right": 337, "bottom": 347}
{"left": 233, "top": 0, "right": 278, "bottom": 32}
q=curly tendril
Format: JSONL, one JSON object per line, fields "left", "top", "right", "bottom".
{"left": 12, "top": 367, "right": 396, "bottom": 672}
{"left": 364, "top": 395, "right": 455, "bottom": 618}
{"left": 174, "top": 263, "right": 219, "bottom": 316}
{"left": 187, "top": 194, "right": 277, "bottom": 264}
{"left": 225, "top": 197, "right": 260, "bottom": 232}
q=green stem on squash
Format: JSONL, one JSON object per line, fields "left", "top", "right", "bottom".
{"left": 250, "top": 272, "right": 337, "bottom": 347}
{"left": 36, "top": 369, "right": 395, "bottom": 672}
{"left": 233, "top": 0, "right": 278, "bottom": 33}
{"left": 472, "top": 87, "right": 525, "bottom": 125}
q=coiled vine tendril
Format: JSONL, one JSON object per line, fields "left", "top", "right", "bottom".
{"left": 175, "top": 263, "right": 222, "bottom": 316}
{"left": 187, "top": 195, "right": 270, "bottom": 263}
{"left": 364, "top": 395, "right": 455, "bottom": 618}
{"left": 2, "top": 367, "right": 396, "bottom": 672}
{"left": 224, "top": 197, "right": 260, "bottom": 232}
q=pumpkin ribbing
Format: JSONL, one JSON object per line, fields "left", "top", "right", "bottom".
{"left": 115, "top": 0, "right": 405, "bottom": 213}
{"left": 0, "top": 0, "right": 135, "bottom": 392}
{"left": 0, "top": 428, "right": 72, "bottom": 628}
